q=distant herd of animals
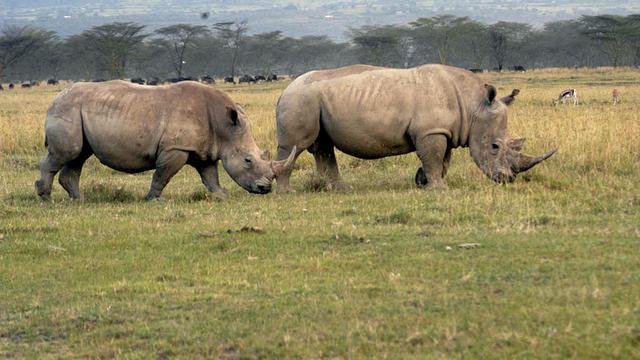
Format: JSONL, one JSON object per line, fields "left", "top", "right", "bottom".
{"left": 0, "top": 73, "right": 281, "bottom": 91}
{"left": 0, "top": 70, "right": 623, "bottom": 106}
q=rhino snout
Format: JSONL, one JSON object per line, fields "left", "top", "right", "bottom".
{"left": 249, "top": 177, "right": 273, "bottom": 194}
{"left": 491, "top": 172, "right": 516, "bottom": 184}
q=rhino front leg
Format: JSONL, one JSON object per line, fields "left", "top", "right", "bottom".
{"left": 414, "top": 134, "right": 448, "bottom": 189}
{"left": 275, "top": 145, "right": 302, "bottom": 193}
{"left": 195, "top": 161, "right": 228, "bottom": 198}
{"left": 145, "top": 150, "right": 189, "bottom": 201}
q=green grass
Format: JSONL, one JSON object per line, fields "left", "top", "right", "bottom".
{"left": 1, "top": 69, "right": 640, "bottom": 358}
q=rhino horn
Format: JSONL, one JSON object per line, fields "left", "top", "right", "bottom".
{"left": 271, "top": 146, "right": 297, "bottom": 177}
{"left": 511, "top": 149, "right": 557, "bottom": 173}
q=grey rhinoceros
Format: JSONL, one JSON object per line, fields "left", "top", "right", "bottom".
{"left": 36, "top": 80, "right": 295, "bottom": 201}
{"left": 273, "top": 64, "right": 555, "bottom": 192}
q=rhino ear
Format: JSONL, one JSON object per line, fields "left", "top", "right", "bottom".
{"left": 227, "top": 106, "right": 239, "bottom": 126}
{"left": 484, "top": 84, "right": 497, "bottom": 105}
{"left": 508, "top": 138, "right": 526, "bottom": 151}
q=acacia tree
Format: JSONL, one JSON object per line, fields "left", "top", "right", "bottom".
{"left": 213, "top": 20, "right": 248, "bottom": 78}
{"left": 580, "top": 15, "right": 632, "bottom": 67}
{"left": 350, "top": 25, "right": 412, "bottom": 67}
{"left": 155, "top": 24, "right": 210, "bottom": 77}
{"left": 624, "top": 15, "right": 640, "bottom": 66}
{"left": 80, "top": 22, "right": 147, "bottom": 79}
{"left": 410, "top": 15, "right": 478, "bottom": 65}
{"left": 487, "top": 21, "right": 531, "bottom": 71}
{"left": 283, "top": 35, "right": 351, "bottom": 74}
{"left": 0, "top": 25, "right": 55, "bottom": 81}
{"left": 243, "top": 31, "right": 289, "bottom": 74}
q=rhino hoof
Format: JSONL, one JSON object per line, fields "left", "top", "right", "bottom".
{"left": 209, "top": 190, "right": 229, "bottom": 200}
{"left": 415, "top": 167, "right": 428, "bottom": 188}
{"left": 35, "top": 180, "right": 50, "bottom": 201}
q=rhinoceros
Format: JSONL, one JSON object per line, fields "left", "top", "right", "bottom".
{"left": 274, "top": 64, "right": 555, "bottom": 192}
{"left": 35, "top": 80, "right": 295, "bottom": 201}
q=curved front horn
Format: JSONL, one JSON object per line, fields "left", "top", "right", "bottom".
{"left": 512, "top": 149, "right": 557, "bottom": 173}
{"left": 271, "top": 146, "right": 297, "bottom": 177}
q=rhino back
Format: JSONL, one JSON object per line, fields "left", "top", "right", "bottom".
{"left": 276, "top": 64, "right": 384, "bottom": 151}
{"left": 66, "top": 81, "right": 218, "bottom": 172}
{"left": 310, "top": 64, "right": 483, "bottom": 157}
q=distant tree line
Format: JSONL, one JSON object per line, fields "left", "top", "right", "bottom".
{"left": 1, "top": 14, "right": 639, "bottom": 82}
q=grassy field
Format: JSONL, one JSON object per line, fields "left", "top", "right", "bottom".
{"left": 0, "top": 68, "right": 639, "bottom": 358}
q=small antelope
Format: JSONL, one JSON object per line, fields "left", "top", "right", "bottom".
{"left": 554, "top": 88, "right": 578, "bottom": 106}
{"left": 612, "top": 88, "right": 621, "bottom": 105}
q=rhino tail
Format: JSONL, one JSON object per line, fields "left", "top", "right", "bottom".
{"left": 44, "top": 134, "right": 48, "bottom": 148}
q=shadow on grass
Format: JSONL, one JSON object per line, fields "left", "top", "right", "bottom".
{"left": 82, "top": 184, "right": 138, "bottom": 203}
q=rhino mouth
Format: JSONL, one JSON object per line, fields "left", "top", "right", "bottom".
{"left": 491, "top": 172, "right": 516, "bottom": 184}
{"left": 248, "top": 177, "right": 273, "bottom": 194}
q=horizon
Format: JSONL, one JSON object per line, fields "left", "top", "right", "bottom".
{"left": 1, "top": 0, "right": 639, "bottom": 40}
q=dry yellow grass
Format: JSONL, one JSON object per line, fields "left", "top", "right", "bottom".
{"left": 2, "top": 68, "right": 637, "bottom": 186}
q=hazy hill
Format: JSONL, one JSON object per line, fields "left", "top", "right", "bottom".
{"left": 1, "top": 0, "right": 638, "bottom": 39}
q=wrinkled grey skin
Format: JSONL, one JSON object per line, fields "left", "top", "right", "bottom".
{"left": 274, "top": 64, "right": 555, "bottom": 192}
{"left": 36, "top": 80, "right": 295, "bottom": 201}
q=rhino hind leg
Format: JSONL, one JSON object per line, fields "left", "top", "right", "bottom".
{"left": 312, "top": 137, "right": 346, "bottom": 191}
{"left": 58, "top": 148, "right": 93, "bottom": 200}
{"left": 36, "top": 154, "right": 66, "bottom": 200}
{"left": 145, "top": 150, "right": 189, "bottom": 201}
{"left": 414, "top": 134, "right": 449, "bottom": 189}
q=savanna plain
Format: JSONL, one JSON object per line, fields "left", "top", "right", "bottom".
{"left": 0, "top": 68, "right": 639, "bottom": 358}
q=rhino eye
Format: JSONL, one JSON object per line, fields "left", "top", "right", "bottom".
{"left": 244, "top": 156, "right": 252, "bottom": 164}
{"left": 491, "top": 143, "right": 500, "bottom": 154}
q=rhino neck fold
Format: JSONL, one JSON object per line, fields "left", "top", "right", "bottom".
{"left": 451, "top": 81, "right": 471, "bottom": 148}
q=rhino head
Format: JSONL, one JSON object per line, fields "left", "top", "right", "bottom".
{"left": 218, "top": 106, "right": 295, "bottom": 194}
{"left": 469, "top": 85, "right": 556, "bottom": 183}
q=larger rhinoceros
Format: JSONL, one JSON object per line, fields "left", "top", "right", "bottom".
{"left": 274, "top": 64, "right": 555, "bottom": 192}
{"left": 36, "top": 80, "right": 295, "bottom": 201}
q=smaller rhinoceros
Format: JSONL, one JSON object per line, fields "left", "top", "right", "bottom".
{"left": 35, "top": 80, "right": 295, "bottom": 201}
{"left": 274, "top": 64, "right": 555, "bottom": 191}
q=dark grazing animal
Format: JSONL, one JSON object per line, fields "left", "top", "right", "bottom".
{"left": 21, "top": 83, "right": 31, "bottom": 88}
{"left": 239, "top": 75, "right": 256, "bottom": 84}
{"left": 146, "top": 77, "right": 160, "bottom": 86}
{"left": 468, "top": 68, "right": 484, "bottom": 73}
{"left": 201, "top": 75, "right": 215, "bottom": 84}
{"left": 130, "top": 77, "right": 145, "bottom": 85}
{"left": 254, "top": 75, "right": 266, "bottom": 82}
{"left": 8, "top": 83, "right": 14, "bottom": 89}
{"left": 512, "top": 65, "right": 526, "bottom": 72}
{"left": 47, "top": 79, "right": 59, "bottom": 85}
{"left": 267, "top": 73, "right": 279, "bottom": 81}
{"left": 224, "top": 76, "right": 235, "bottom": 84}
